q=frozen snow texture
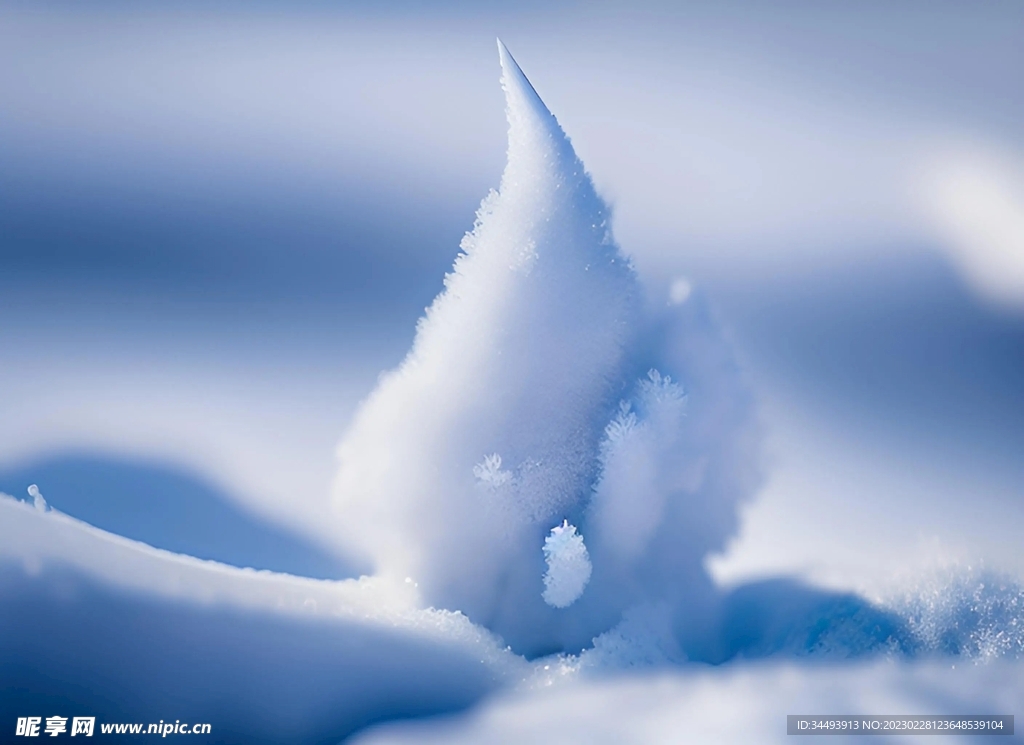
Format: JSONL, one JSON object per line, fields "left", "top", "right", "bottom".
{"left": 541, "top": 521, "right": 591, "bottom": 608}
{"left": 332, "top": 41, "right": 760, "bottom": 655}
{"left": 332, "top": 40, "right": 637, "bottom": 654}
{"left": 893, "top": 567, "right": 1024, "bottom": 661}
{"left": 473, "top": 454, "right": 512, "bottom": 489}
{"left": 588, "top": 371, "right": 687, "bottom": 564}
{"left": 579, "top": 603, "right": 682, "bottom": 669}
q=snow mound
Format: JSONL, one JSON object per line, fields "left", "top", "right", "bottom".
{"left": 0, "top": 493, "right": 525, "bottom": 743}
{"left": 332, "top": 40, "right": 760, "bottom": 656}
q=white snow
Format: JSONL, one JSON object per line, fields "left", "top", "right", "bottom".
{"left": 0, "top": 492, "right": 526, "bottom": 741}
{"left": 332, "top": 40, "right": 760, "bottom": 657}
{"left": 4, "top": 38, "right": 1022, "bottom": 745}
{"left": 354, "top": 660, "right": 1024, "bottom": 745}
{"left": 541, "top": 521, "right": 592, "bottom": 609}
{"left": 0, "top": 492, "right": 524, "bottom": 666}
{"left": 331, "top": 40, "right": 639, "bottom": 655}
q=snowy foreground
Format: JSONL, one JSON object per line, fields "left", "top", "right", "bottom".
{"left": 3, "top": 42, "right": 1022, "bottom": 743}
{"left": 0, "top": 496, "right": 520, "bottom": 742}
{"left": 357, "top": 663, "right": 1024, "bottom": 745}
{"left": 4, "top": 496, "right": 1022, "bottom": 744}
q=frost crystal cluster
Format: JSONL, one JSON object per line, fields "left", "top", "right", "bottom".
{"left": 542, "top": 521, "right": 592, "bottom": 609}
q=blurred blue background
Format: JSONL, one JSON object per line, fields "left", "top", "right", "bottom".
{"left": 1, "top": 0, "right": 1022, "bottom": 589}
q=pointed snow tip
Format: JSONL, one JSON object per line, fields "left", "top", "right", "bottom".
{"left": 496, "top": 38, "right": 522, "bottom": 84}
{"left": 496, "top": 39, "right": 549, "bottom": 118}
{"left": 496, "top": 37, "right": 511, "bottom": 61}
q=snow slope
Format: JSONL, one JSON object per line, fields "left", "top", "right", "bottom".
{"left": 0, "top": 494, "right": 524, "bottom": 743}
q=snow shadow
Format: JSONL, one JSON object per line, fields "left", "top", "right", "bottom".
{"left": 0, "top": 453, "right": 353, "bottom": 579}
{"left": 0, "top": 563, "right": 502, "bottom": 745}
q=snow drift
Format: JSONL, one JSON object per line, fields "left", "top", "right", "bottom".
{"left": 0, "top": 493, "right": 523, "bottom": 743}
{"left": 332, "top": 41, "right": 760, "bottom": 656}
{"left": 354, "top": 661, "right": 1024, "bottom": 745}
